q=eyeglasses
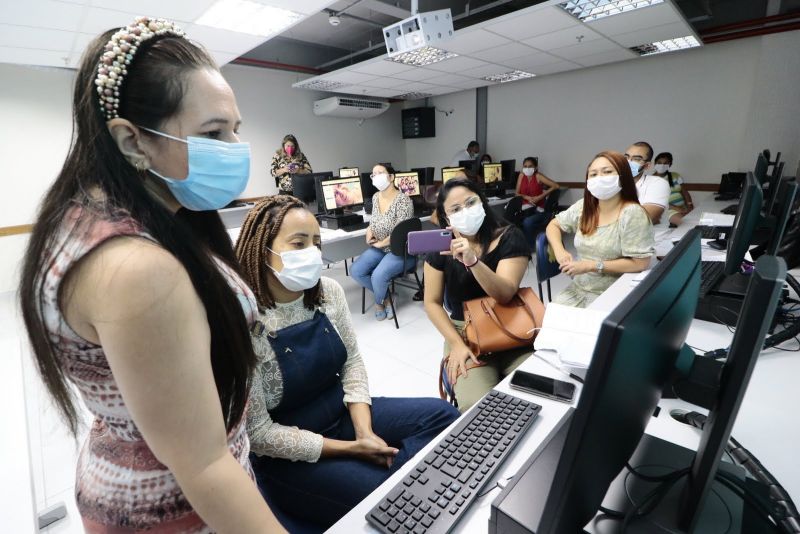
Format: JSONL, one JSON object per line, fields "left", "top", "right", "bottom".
{"left": 625, "top": 154, "right": 647, "bottom": 163}
{"left": 445, "top": 195, "right": 481, "bottom": 216}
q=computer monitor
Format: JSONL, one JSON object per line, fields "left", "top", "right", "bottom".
{"left": 482, "top": 162, "right": 502, "bottom": 184}
{"left": 762, "top": 161, "right": 784, "bottom": 217}
{"left": 395, "top": 172, "right": 420, "bottom": 196}
{"left": 339, "top": 166, "right": 359, "bottom": 178}
{"left": 493, "top": 230, "right": 703, "bottom": 533}
{"left": 459, "top": 159, "right": 478, "bottom": 175}
{"left": 500, "top": 159, "right": 516, "bottom": 183}
{"left": 318, "top": 176, "right": 364, "bottom": 212}
{"left": 442, "top": 167, "right": 465, "bottom": 183}
{"left": 766, "top": 180, "right": 798, "bottom": 256}
{"left": 723, "top": 172, "right": 763, "bottom": 276}
{"left": 411, "top": 167, "right": 435, "bottom": 186}
{"left": 291, "top": 174, "right": 317, "bottom": 205}
{"left": 360, "top": 172, "right": 377, "bottom": 199}
{"left": 754, "top": 152, "right": 769, "bottom": 184}
{"left": 306, "top": 172, "right": 333, "bottom": 213}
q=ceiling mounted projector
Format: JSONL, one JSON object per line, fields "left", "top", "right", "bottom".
{"left": 382, "top": 9, "right": 453, "bottom": 57}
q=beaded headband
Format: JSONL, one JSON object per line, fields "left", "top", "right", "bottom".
{"left": 94, "top": 16, "right": 186, "bottom": 121}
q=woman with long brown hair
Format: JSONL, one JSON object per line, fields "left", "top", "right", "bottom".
{"left": 546, "top": 151, "right": 654, "bottom": 308}
{"left": 270, "top": 133, "right": 312, "bottom": 195}
{"left": 18, "top": 17, "right": 284, "bottom": 532}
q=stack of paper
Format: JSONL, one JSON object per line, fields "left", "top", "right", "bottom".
{"left": 533, "top": 303, "right": 609, "bottom": 368}
{"left": 699, "top": 212, "right": 735, "bottom": 227}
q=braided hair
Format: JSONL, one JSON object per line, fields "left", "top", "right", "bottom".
{"left": 235, "top": 195, "right": 323, "bottom": 310}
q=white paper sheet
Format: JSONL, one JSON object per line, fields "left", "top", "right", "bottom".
{"left": 533, "top": 303, "right": 609, "bottom": 368}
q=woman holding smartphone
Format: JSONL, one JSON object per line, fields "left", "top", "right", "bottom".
{"left": 424, "top": 179, "right": 531, "bottom": 411}
{"left": 271, "top": 134, "right": 312, "bottom": 195}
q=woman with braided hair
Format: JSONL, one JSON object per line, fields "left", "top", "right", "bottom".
{"left": 235, "top": 195, "right": 459, "bottom": 530}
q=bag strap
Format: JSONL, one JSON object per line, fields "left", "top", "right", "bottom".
{"left": 480, "top": 292, "right": 538, "bottom": 343}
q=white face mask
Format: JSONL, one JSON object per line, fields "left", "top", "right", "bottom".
{"left": 267, "top": 246, "right": 323, "bottom": 292}
{"left": 654, "top": 164, "right": 670, "bottom": 174}
{"left": 448, "top": 202, "right": 486, "bottom": 236}
{"left": 371, "top": 173, "right": 391, "bottom": 191}
{"left": 587, "top": 174, "right": 622, "bottom": 200}
{"left": 522, "top": 167, "right": 535, "bottom": 177}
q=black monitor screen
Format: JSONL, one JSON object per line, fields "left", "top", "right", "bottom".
{"left": 307, "top": 172, "right": 334, "bottom": 212}
{"left": 361, "top": 172, "right": 377, "bottom": 200}
{"left": 762, "top": 161, "right": 784, "bottom": 217}
{"left": 500, "top": 159, "right": 516, "bottom": 183}
{"left": 291, "top": 174, "right": 317, "bottom": 204}
{"left": 767, "top": 180, "right": 798, "bottom": 255}
{"left": 725, "top": 172, "right": 763, "bottom": 275}
{"left": 459, "top": 160, "right": 478, "bottom": 175}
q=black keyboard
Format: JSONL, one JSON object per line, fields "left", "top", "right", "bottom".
{"left": 365, "top": 391, "right": 541, "bottom": 534}
{"left": 414, "top": 207, "right": 434, "bottom": 217}
{"left": 700, "top": 261, "right": 725, "bottom": 298}
{"left": 721, "top": 204, "right": 739, "bottom": 215}
{"left": 695, "top": 226, "right": 722, "bottom": 240}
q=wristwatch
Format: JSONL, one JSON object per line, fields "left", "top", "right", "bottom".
{"left": 595, "top": 260, "right": 604, "bottom": 274}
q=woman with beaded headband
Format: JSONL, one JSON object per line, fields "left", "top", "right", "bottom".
{"left": 19, "top": 17, "right": 285, "bottom": 533}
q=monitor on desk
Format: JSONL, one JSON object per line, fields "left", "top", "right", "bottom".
{"left": 411, "top": 167, "right": 435, "bottom": 186}
{"left": 442, "top": 167, "right": 465, "bottom": 183}
{"left": 459, "top": 159, "right": 478, "bottom": 175}
{"left": 318, "top": 176, "right": 364, "bottom": 212}
{"left": 394, "top": 172, "right": 420, "bottom": 196}
{"left": 501, "top": 159, "right": 516, "bottom": 183}
{"left": 766, "top": 179, "right": 798, "bottom": 256}
{"left": 360, "top": 172, "right": 378, "bottom": 199}
{"left": 723, "top": 172, "right": 764, "bottom": 276}
{"left": 482, "top": 162, "right": 502, "bottom": 184}
{"left": 339, "top": 166, "right": 359, "bottom": 178}
{"left": 291, "top": 174, "right": 317, "bottom": 205}
{"left": 762, "top": 161, "right": 784, "bottom": 217}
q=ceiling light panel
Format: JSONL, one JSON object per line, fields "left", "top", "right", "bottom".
{"left": 293, "top": 79, "right": 349, "bottom": 91}
{"left": 630, "top": 35, "right": 700, "bottom": 55}
{"left": 388, "top": 46, "right": 458, "bottom": 67}
{"left": 559, "top": 0, "right": 664, "bottom": 22}
{"left": 195, "top": 0, "right": 303, "bottom": 36}
{"left": 482, "top": 70, "right": 536, "bottom": 83}
{"left": 394, "top": 91, "right": 434, "bottom": 100}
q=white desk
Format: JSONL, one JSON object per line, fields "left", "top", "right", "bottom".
{"left": 330, "top": 196, "right": 800, "bottom": 533}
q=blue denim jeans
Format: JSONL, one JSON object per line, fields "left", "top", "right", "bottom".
{"left": 250, "top": 397, "right": 460, "bottom": 531}
{"left": 522, "top": 210, "right": 550, "bottom": 250}
{"left": 351, "top": 247, "right": 416, "bottom": 305}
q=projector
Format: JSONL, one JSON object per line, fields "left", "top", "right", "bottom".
{"left": 382, "top": 9, "right": 453, "bottom": 57}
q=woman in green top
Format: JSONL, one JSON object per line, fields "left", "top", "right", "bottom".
{"left": 546, "top": 150, "right": 654, "bottom": 308}
{"left": 653, "top": 151, "right": 694, "bottom": 226}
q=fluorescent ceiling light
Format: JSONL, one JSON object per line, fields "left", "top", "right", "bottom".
{"left": 196, "top": 0, "right": 303, "bottom": 36}
{"left": 559, "top": 0, "right": 664, "bottom": 22}
{"left": 394, "top": 92, "right": 434, "bottom": 100}
{"left": 295, "top": 79, "right": 349, "bottom": 91}
{"left": 630, "top": 35, "right": 701, "bottom": 55}
{"left": 483, "top": 70, "right": 536, "bottom": 83}
{"left": 388, "top": 46, "right": 458, "bottom": 67}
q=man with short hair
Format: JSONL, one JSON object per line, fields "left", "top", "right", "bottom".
{"left": 625, "top": 141, "right": 670, "bottom": 237}
{"left": 450, "top": 141, "right": 480, "bottom": 167}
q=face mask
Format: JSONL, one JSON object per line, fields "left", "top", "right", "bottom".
{"left": 587, "top": 174, "right": 622, "bottom": 200}
{"left": 448, "top": 202, "right": 486, "bottom": 236}
{"left": 628, "top": 160, "right": 642, "bottom": 177}
{"left": 267, "top": 246, "right": 323, "bottom": 292}
{"left": 284, "top": 145, "right": 295, "bottom": 157}
{"left": 142, "top": 127, "right": 250, "bottom": 211}
{"left": 372, "top": 173, "right": 391, "bottom": 191}
{"left": 654, "top": 164, "right": 670, "bottom": 174}
{"left": 522, "top": 167, "right": 535, "bottom": 177}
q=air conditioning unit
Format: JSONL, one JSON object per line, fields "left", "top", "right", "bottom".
{"left": 313, "top": 96, "right": 390, "bottom": 119}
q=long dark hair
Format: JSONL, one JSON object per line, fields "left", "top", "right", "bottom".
{"left": 235, "top": 195, "right": 323, "bottom": 310}
{"left": 280, "top": 134, "right": 302, "bottom": 157}
{"left": 19, "top": 29, "right": 256, "bottom": 435}
{"left": 580, "top": 151, "right": 640, "bottom": 236}
{"left": 655, "top": 151, "right": 674, "bottom": 186}
{"left": 435, "top": 178, "right": 506, "bottom": 256}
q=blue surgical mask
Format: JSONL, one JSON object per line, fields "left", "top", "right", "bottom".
{"left": 141, "top": 127, "right": 250, "bottom": 211}
{"left": 628, "top": 160, "right": 642, "bottom": 177}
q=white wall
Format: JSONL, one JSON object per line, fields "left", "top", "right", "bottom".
{"left": 480, "top": 31, "right": 799, "bottom": 186}
{"left": 404, "top": 90, "right": 476, "bottom": 171}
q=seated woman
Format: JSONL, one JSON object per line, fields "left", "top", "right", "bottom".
{"left": 235, "top": 195, "right": 459, "bottom": 531}
{"left": 515, "top": 157, "right": 560, "bottom": 249}
{"left": 546, "top": 151, "right": 654, "bottom": 308}
{"left": 653, "top": 151, "right": 694, "bottom": 226}
{"left": 351, "top": 164, "right": 415, "bottom": 321}
{"left": 424, "top": 179, "right": 531, "bottom": 412}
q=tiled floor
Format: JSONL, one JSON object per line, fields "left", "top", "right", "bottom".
{"left": 6, "top": 255, "right": 569, "bottom": 533}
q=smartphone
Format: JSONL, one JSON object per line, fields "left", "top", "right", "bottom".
{"left": 407, "top": 229, "right": 453, "bottom": 255}
{"left": 510, "top": 370, "right": 576, "bottom": 403}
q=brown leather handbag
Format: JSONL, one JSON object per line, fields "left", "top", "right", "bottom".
{"left": 462, "top": 287, "right": 545, "bottom": 356}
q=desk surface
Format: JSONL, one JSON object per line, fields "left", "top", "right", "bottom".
{"left": 330, "top": 194, "right": 800, "bottom": 532}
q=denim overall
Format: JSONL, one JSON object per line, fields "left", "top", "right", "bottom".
{"left": 266, "top": 311, "right": 348, "bottom": 434}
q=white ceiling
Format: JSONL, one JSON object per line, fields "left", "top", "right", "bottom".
{"left": 293, "top": 0, "right": 699, "bottom": 100}
{"left": 0, "top": 0, "right": 338, "bottom": 69}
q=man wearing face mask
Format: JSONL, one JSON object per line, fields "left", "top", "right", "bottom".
{"left": 351, "top": 164, "right": 416, "bottom": 321}
{"left": 624, "top": 141, "right": 670, "bottom": 238}
{"left": 450, "top": 140, "right": 480, "bottom": 167}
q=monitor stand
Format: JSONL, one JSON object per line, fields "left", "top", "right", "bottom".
{"left": 318, "top": 210, "right": 364, "bottom": 230}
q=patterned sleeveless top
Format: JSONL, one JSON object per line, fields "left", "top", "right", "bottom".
{"left": 38, "top": 201, "right": 258, "bottom": 533}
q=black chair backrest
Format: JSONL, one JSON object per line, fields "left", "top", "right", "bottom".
{"left": 390, "top": 217, "right": 422, "bottom": 258}
{"left": 503, "top": 195, "right": 524, "bottom": 224}
{"left": 544, "top": 188, "right": 561, "bottom": 214}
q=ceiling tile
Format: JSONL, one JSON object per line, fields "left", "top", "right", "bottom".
{"left": 548, "top": 38, "right": 622, "bottom": 60}
{"left": 330, "top": 84, "right": 375, "bottom": 95}
{"left": 350, "top": 58, "right": 415, "bottom": 76}
{"left": 263, "top": 0, "right": 340, "bottom": 16}
{"left": 526, "top": 60, "right": 581, "bottom": 75}
{"left": 484, "top": 6, "right": 578, "bottom": 41}
{"left": 0, "top": 25, "right": 75, "bottom": 51}
{"left": 183, "top": 23, "right": 268, "bottom": 54}
{"left": 356, "top": 76, "right": 406, "bottom": 88}
{"left": 0, "top": 45, "right": 72, "bottom": 68}
{"left": 521, "top": 25, "right": 603, "bottom": 51}
{"left": 1, "top": 1, "right": 85, "bottom": 32}
{"left": 323, "top": 70, "right": 378, "bottom": 84}
{"left": 463, "top": 63, "right": 519, "bottom": 79}
{"left": 360, "top": 87, "right": 403, "bottom": 97}
{"left": 586, "top": 3, "right": 682, "bottom": 36}
{"left": 401, "top": 81, "right": 440, "bottom": 92}
{"left": 469, "top": 42, "right": 540, "bottom": 63}
{"left": 572, "top": 48, "right": 637, "bottom": 67}
{"left": 448, "top": 78, "right": 493, "bottom": 89}
{"left": 499, "top": 51, "right": 564, "bottom": 70}
{"left": 439, "top": 29, "right": 511, "bottom": 55}
{"left": 82, "top": 0, "right": 217, "bottom": 24}
{"left": 391, "top": 67, "right": 447, "bottom": 81}
{"left": 425, "top": 55, "right": 488, "bottom": 73}
{"left": 611, "top": 21, "right": 694, "bottom": 47}
{"left": 424, "top": 85, "right": 460, "bottom": 95}
{"left": 425, "top": 72, "right": 475, "bottom": 86}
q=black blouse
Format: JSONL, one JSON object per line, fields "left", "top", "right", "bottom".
{"left": 426, "top": 226, "right": 530, "bottom": 321}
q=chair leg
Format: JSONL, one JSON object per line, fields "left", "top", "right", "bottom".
{"left": 344, "top": 259, "right": 349, "bottom": 276}
{"left": 538, "top": 282, "right": 544, "bottom": 302}
{"left": 361, "top": 287, "right": 365, "bottom": 315}
{"left": 413, "top": 270, "right": 423, "bottom": 292}
{"left": 547, "top": 279, "right": 552, "bottom": 302}
{"left": 388, "top": 291, "right": 399, "bottom": 329}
